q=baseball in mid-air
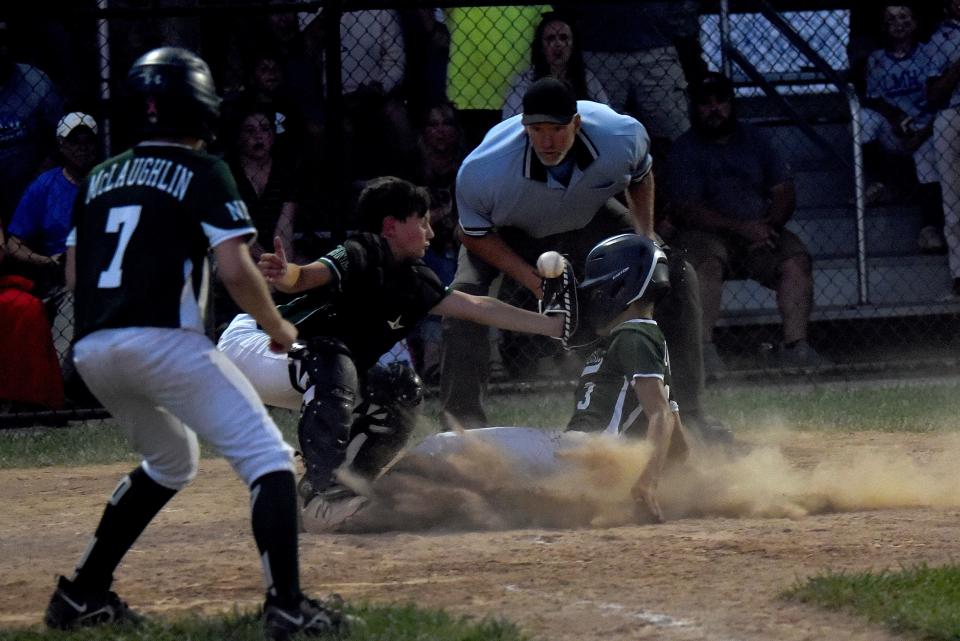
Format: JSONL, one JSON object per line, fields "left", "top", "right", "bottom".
{"left": 537, "top": 251, "right": 566, "bottom": 278}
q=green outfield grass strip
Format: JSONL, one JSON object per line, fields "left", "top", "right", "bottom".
{"left": 5, "top": 382, "right": 960, "bottom": 469}
{"left": 0, "top": 602, "right": 531, "bottom": 641}
{"left": 784, "top": 564, "right": 960, "bottom": 640}
{"left": 711, "top": 384, "right": 960, "bottom": 433}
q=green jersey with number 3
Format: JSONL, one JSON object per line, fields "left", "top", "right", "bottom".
{"left": 566, "top": 318, "right": 679, "bottom": 436}
{"left": 71, "top": 143, "right": 255, "bottom": 339}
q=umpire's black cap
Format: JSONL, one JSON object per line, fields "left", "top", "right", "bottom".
{"left": 521, "top": 78, "right": 577, "bottom": 125}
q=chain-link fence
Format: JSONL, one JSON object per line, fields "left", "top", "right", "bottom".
{"left": 3, "top": 1, "right": 960, "bottom": 427}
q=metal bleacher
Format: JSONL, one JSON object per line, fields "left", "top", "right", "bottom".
{"left": 711, "top": 4, "right": 960, "bottom": 329}
{"left": 719, "top": 114, "right": 959, "bottom": 327}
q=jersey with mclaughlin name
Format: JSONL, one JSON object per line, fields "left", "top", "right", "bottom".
{"left": 70, "top": 143, "right": 255, "bottom": 339}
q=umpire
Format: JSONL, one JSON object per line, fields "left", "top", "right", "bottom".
{"left": 441, "top": 77, "right": 727, "bottom": 441}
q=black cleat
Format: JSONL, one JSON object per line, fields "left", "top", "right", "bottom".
{"left": 263, "top": 593, "right": 350, "bottom": 640}
{"left": 44, "top": 575, "right": 144, "bottom": 630}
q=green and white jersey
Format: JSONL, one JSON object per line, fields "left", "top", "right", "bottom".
{"left": 70, "top": 142, "right": 255, "bottom": 339}
{"left": 566, "top": 318, "right": 679, "bottom": 436}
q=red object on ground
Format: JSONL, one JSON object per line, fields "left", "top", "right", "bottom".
{"left": 0, "top": 274, "right": 65, "bottom": 409}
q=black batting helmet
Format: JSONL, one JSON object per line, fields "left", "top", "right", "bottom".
{"left": 578, "top": 234, "right": 670, "bottom": 330}
{"left": 126, "top": 47, "right": 220, "bottom": 141}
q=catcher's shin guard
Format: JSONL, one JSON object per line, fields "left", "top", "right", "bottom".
{"left": 294, "top": 338, "right": 358, "bottom": 495}
{"left": 348, "top": 362, "right": 424, "bottom": 479}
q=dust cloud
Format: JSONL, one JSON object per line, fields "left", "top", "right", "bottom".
{"left": 336, "top": 429, "right": 960, "bottom": 533}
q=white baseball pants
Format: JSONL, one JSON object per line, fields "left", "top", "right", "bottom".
{"left": 74, "top": 326, "right": 294, "bottom": 489}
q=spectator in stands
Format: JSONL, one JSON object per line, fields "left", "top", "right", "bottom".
{"left": 0, "top": 217, "right": 64, "bottom": 410}
{"left": 923, "top": 0, "right": 960, "bottom": 299}
{"left": 859, "top": 4, "right": 945, "bottom": 253}
{"left": 409, "top": 182, "right": 459, "bottom": 383}
{"left": 245, "top": 9, "right": 337, "bottom": 254}
{"left": 575, "top": 1, "right": 706, "bottom": 156}
{"left": 226, "top": 4, "right": 325, "bottom": 136}
{"left": 227, "top": 105, "right": 297, "bottom": 263}
{"left": 402, "top": 103, "right": 465, "bottom": 380}
{"left": 0, "top": 20, "right": 65, "bottom": 224}
{"left": 848, "top": 3, "right": 941, "bottom": 98}
{"left": 214, "top": 105, "right": 299, "bottom": 333}
{"left": 220, "top": 46, "right": 308, "bottom": 162}
{"left": 571, "top": 2, "right": 706, "bottom": 241}
{"left": 411, "top": 101, "right": 467, "bottom": 194}
{"left": 6, "top": 112, "right": 98, "bottom": 299}
{"left": 502, "top": 11, "right": 609, "bottom": 120}
{"left": 422, "top": 189, "right": 458, "bottom": 287}
{"left": 399, "top": 9, "right": 451, "bottom": 121}
{"left": 262, "top": 6, "right": 325, "bottom": 130}
{"left": 665, "top": 73, "right": 828, "bottom": 371}
{"left": 340, "top": 9, "right": 416, "bottom": 182}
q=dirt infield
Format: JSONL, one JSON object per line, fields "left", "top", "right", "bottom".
{"left": 4, "top": 429, "right": 960, "bottom": 640}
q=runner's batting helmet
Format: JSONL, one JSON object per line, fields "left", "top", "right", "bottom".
{"left": 579, "top": 234, "right": 670, "bottom": 330}
{"left": 126, "top": 47, "right": 220, "bottom": 141}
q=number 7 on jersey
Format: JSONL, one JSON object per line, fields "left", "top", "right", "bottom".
{"left": 98, "top": 205, "right": 142, "bottom": 288}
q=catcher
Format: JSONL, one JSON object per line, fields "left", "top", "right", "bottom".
{"left": 217, "top": 176, "right": 574, "bottom": 531}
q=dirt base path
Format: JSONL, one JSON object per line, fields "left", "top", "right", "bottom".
{"left": 3, "top": 430, "right": 958, "bottom": 641}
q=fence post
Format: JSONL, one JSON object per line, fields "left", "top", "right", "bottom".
{"left": 322, "top": 0, "right": 348, "bottom": 240}
{"left": 96, "top": 0, "right": 112, "bottom": 156}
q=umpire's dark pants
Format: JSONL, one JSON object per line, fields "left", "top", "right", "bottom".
{"left": 439, "top": 204, "right": 706, "bottom": 428}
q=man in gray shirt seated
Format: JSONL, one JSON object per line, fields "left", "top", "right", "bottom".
{"left": 664, "top": 72, "right": 829, "bottom": 371}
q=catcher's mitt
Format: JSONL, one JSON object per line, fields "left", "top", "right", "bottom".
{"left": 540, "top": 258, "right": 579, "bottom": 349}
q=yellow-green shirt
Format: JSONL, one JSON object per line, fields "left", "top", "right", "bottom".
{"left": 446, "top": 6, "right": 551, "bottom": 110}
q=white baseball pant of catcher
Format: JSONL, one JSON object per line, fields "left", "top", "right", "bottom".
{"left": 217, "top": 313, "right": 416, "bottom": 412}
{"left": 217, "top": 314, "right": 304, "bottom": 411}
{"left": 73, "top": 326, "right": 295, "bottom": 490}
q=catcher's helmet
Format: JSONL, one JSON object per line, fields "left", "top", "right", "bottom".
{"left": 126, "top": 47, "right": 220, "bottom": 141}
{"left": 579, "top": 234, "right": 670, "bottom": 330}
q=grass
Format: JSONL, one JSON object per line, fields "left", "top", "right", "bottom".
{"left": 0, "top": 408, "right": 299, "bottom": 469}
{"left": 5, "top": 382, "right": 960, "bottom": 469}
{"left": 710, "top": 383, "right": 960, "bottom": 433}
{"left": 0, "top": 603, "right": 531, "bottom": 641}
{"left": 784, "top": 565, "right": 960, "bottom": 641}
{"left": 476, "top": 381, "right": 960, "bottom": 434}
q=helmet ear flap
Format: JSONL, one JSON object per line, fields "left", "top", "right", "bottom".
{"left": 640, "top": 258, "right": 671, "bottom": 304}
